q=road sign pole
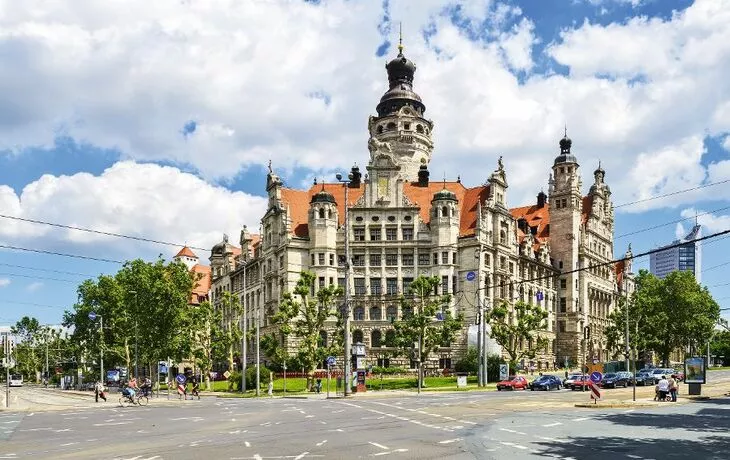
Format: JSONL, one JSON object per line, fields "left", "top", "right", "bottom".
{"left": 327, "top": 365, "right": 330, "bottom": 399}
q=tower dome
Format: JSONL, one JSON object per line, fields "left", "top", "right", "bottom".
{"left": 376, "top": 36, "right": 425, "bottom": 116}
{"left": 432, "top": 187, "right": 458, "bottom": 203}
{"left": 554, "top": 132, "right": 578, "bottom": 166}
{"left": 310, "top": 189, "right": 336, "bottom": 205}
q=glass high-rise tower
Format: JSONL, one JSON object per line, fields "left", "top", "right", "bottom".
{"left": 650, "top": 224, "right": 702, "bottom": 282}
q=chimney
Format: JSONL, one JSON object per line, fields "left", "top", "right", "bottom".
{"left": 537, "top": 191, "right": 547, "bottom": 208}
{"left": 349, "top": 164, "right": 362, "bottom": 187}
{"left": 418, "top": 164, "right": 430, "bottom": 186}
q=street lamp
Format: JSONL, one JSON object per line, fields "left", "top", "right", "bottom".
{"left": 129, "top": 290, "right": 139, "bottom": 379}
{"left": 88, "top": 312, "right": 103, "bottom": 384}
{"left": 336, "top": 171, "right": 354, "bottom": 397}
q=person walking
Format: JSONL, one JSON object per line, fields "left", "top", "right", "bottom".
{"left": 94, "top": 380, "right": 107, "bottom": 402}
{"left": 668, "top": 374, "right": 678, "bottom": 402}
{"left": 656, "top": 375, "right": 669, "bottom": 401}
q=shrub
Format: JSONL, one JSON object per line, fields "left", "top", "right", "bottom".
{"left": 370, "top": 366, "right": 408, "bottom": 375}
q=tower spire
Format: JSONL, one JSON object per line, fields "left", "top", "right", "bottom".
{"left": 398, "top": 22, "right": 404, "bottom": 55}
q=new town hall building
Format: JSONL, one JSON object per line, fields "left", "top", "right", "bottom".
{"left": 191, "top": 44, "right": 634, "bottom": 371}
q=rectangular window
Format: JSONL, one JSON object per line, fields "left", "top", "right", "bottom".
{"left": 452, "top": 276, "right": 457, "bottom": 295}
{"left": 560, "top": 279, "right": 567, "bottom": 289}
{"left": 279, "top": 255, "right": 284, "bottom": 269}
{"left": 500, "top": 256, "right": 507, "bottom": 269}
{"left": 560, "top": 297, "right": 567, "bottom": 313}
{"left": 402, "top": 227, "right": 413, "bottom": 240}
{"left": 329, "top": 277, "right": 334, "bottom": 286}
{"left": 370, "top": 228, "right": 381, "bottom": 241}
{"left": 558, "top": 321, "right": 566, "bottom": 333}
{"left": 338, "top": 277, "right": 345, "bottom": 288}
{"left": 559, "top": 260, "right": 564, "bottom": 269}
{"left": 386, "top": 278, "right": 398, "bottom": 295}
{"left": 377, "top": 357, "right": 390, "bottom": 368}
{"left": 442, "top": 252, "right": 449, "bottom": 265}
{"left": 418, "top": 252, "right": 430, "bottom": 265}
{"left": 439, "top": 357, "right": 452, "bottom": 368}
{"left": 319, "top": 276, "right": 325, "bottom": 289}
{"left": 352, "top": 254, "right": 365, "bottom": 266}
{"left": 370, "top": 278, "right": 382, "bottom": 295}
{"left": 354, "top": 278, "right": 366, "bottom": 296}
{"left": 402, "top": 277, "right": 413, "bottom": 293}
{"left": 338, "top": 254, "right": 346, "bottom": 266}
{"left": 386, "top": 253, "right": 398, "bottom": 266}
{"left": 318, "top": 253, "right": 325, "bottom": 265}
{"left": 402, "top": 252, "right": 414, "bottom": 266}
{"left": 433, "top": 253, "right": 439, "bottom": 265}
{"left": 442, "top": 276, "right": 449, "bottom": 294}
{"left": 329, "top": 254, "right": 335, "bottom": 266}
{"left": 452, "top": 252, "right": 457, "bottom": 264}
{"left": 485, "top": 254, "right": 491, "bottom": 266}
{"left": 561, "top": 199, "right": 567, "bottom": 208}
{"left": 386, "top": 227, "right": 398, "bottom": 241}
{"left": 370, "top": 253, "right": 382, "bottom": 266}
{"left": 311, "top": 254, "right": 315, "bottom": 266}
{"left": 353, "top": 227, "right": 365, "bottom": 241}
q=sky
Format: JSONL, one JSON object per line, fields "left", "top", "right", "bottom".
{"left": 1, "top": 0, "right": 730, "bottom": 326}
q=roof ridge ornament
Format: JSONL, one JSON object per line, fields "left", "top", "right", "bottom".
{"left": 398, "top": 22, "right": 404, "bottom": 56}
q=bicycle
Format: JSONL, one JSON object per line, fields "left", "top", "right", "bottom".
{"left": 119, "top": 390, "right": 149, "bottom": 407}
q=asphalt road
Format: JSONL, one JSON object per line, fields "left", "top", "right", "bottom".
{"left": 1, "top": 373, "right": 728, "bottom": 459}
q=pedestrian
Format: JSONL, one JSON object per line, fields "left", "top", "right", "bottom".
{"left": 656, "top": 375, "right": 669, "bottom": 401}
{"left": 668, "top": 374, "right": 678, "bottom": 402}
{"left": 94, "top": 380, "right": 107, "bottom": 402}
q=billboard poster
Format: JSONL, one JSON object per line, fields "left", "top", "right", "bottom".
{"left": 106, "top": 369, "right": 120, "bottom": 383}
{"left": 684, "top": 357, "right": 706, "bottom": 384}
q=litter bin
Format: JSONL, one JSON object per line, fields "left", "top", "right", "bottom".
{"left": 456, "top": 373, "right": 468, "bottom": 389}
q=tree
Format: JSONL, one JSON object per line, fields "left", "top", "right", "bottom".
{"left": 604, "top": 296, "right": 650, "bottom": 363}
{"left": 11, "top": 316, "right": 43, "bottom": 381}
{"left": 214, "top": 291, "right": 244, "bottom": 390}
{"left": 710, "top": 330, "right": 730, "bottom": 366}
{"left": 630, "top": 270, "right": 719, "bottom": 366}
{"left": 188, "top": 300, "right": 229, "bottom": 390}
{"left": 485, "top": 300, "right": 549, "bottom": 374}
{"left": 391, "top": 276, "right": 463, "bottom": 389}
{"left": 262, "top": 271, "right": 342, "bottom": 390}
{"left": 63, "top": 257, "right": 196, "bottom": 378}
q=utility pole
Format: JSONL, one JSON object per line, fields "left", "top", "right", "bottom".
{"left": 256, "top": 300, "right": 261, "bottom": 397}
{"left": 242, "top": 264, "right": 247, "bottom": 394}
{"left": 624, "top": 269, "right": 630, "bottom": 371}
{"left": 336, "top": 172, "right": 353, "bottom": 397}
{"left": 129, "top": 290, "right": 139, "bottom": 379}
{"left": 475, "top": 248, "right": 484, "bottom": 387}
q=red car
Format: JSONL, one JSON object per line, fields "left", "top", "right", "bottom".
{"left": 497, "top": 375, "right": 528, "bottom": 391}
{"left": 570, "top": 376, "right": 592, "bottom": 390}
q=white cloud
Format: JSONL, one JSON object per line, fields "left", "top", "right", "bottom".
{"left": 0, "top": 0, "right": 729, "bottom": 212}
{"left": 0, "top": 161, "right": 268, "bottom": 258}
{"left": 26, "top": 282, "right": 43, "bottom": 292}
{"left": 0, "top": 278, "right": 10, "bottom": 287}
{"left": 675, "top": 222, "right": 686, "bottom": 240}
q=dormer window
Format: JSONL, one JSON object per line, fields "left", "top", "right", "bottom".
{"left": 386, "top": 122, "right": 396, "bottom": 131}
{"left": 404, "top": 122, "right": 411, "bottom": 130}
{"left": 377, "top": 125, "right": 384, "bottom": 134}
{"left": 416, "top": 124, "right": 424, "bottom": 133}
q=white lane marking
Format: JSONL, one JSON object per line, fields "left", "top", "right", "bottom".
{"left": 626, "top": 455, "right": 642, "bottom": 459}
{"left": 500, "top": 441, "right": 527, "bottom": 450}
{"left": 319, "top": 421, "right": 327, "bottom": 425}
{"left": 329, "top": 428, "right": 344, "bottom": 432}
{"left": 93, "top": 421, "right": 132, "bottom": 426}
{"left": 245, "top": 441, "right": 251, "bottom": 447}
{"left": 171, "top": 417, "right": 204, "bottom": 421}
{"left": 499, "top": 428, "right": 526, "bottom": 435}
{"left": 369, "top": 442, "right": 389, "bottom": 450}
{"left": 542, "top": 422, "right": 562, "bottom": 427}
{"left": 316, "top": 440, "right": 327, "bottom": 446}
{"left": 372, "top": 449, "right": 408, "bottom": 457}
{"left": 536, "top": 436, "right": 563, "bottom": 442}
{"left": 293, "top": 452, "right": 310, "bottom": 460}
{"left": 331, "top": 409, "right": 345, "bottom": 413}
{"left": 60, "top": 442, "right": 79, "bottom": 447}
{"left": 438, "top": 438, "right": 463, "bottom": 444}
{"left": 624, "top": 409, "right": 636, "bottom": 413}
{"left": 573, "top": 417, "right": 590, "bottom": 422}
{"left": 305, "top": 415, "right": 314, "bottom": 418}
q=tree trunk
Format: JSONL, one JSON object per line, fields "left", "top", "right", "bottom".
{"left": 124, "top": 337, "right": 131, "bottom": 374}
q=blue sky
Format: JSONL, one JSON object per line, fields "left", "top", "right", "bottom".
{"left": 1, "top": 0, "right": 729, "bottom": 326}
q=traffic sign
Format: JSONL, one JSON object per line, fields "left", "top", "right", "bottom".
{"left": 435, "top": 312, "right": 444, "bottom": 321}
{"left": 88, "top": 312, "right": 97, "bottom": 321}
{"left": 589, "top": 381, "right": 601, "bottom": 400}
{"left": 466, "top": 271, "right": 476, "bottom": 282}
{"left": 590, "top": 371, "right": 603, "bottom": 383}
{"left": 176, "top": 374, "right": 187, "bottom": 385}
{"left": 536, "top": 291, "right": 544, "bottom": 302}
{"left": 326, "top": 356, "right": 336, "bottom": 367}
{"left": 223, "top": 370, "right": 231, "bottom": 379}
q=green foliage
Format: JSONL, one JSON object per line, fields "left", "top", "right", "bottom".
{"left": 711, "top": 331, "right": 730, "bottom": 366}
{"left": 62, "top": 258, "right": 195, "bottom": 376}
{"left": 371, "top": 366, "right": 408, "bottom": 375}
{"left": 608, "top": 270, "right": 720, "bottom": 365}
{"left": 485, "top": 300, "right": 549, "bottom": 373}
{"left": 453, "top": 347, "right": 506, "bottom": 381}
{"left": 9, "top": 317, "right": 67, "bottom": 381}
{"left": 262, "top": 271, "right": 343, "bottom": 390}
{"left": 390, "top": 276, "right": 464, "bottom": 388}
{"left": 246, "top": 364, "right": 272, "bottom": 389}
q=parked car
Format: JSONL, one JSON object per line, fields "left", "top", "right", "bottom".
{"left": 570, "top": 375, "right": 592, "bottom": 390}
{"left": 530, "top": 375, "right": 562, "bottom": 391}
{"left": 618, "top": 371, "right": 635, "bottom": 385}
{"left": 672, "top": 370, "right": 685, "bottom": 381}
{"left": 497, "top": 375, "right": 528, "bottom": 391}
{"left": 635, "top": 369, "right": 654, "bottom": 386}
{"left": 599, "top": 372, "right": 630, "bottom": 388}
{"left": 563, "top": 373, "right": 583, "bottom": 388}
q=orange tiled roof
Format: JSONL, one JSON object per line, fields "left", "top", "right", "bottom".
{"left": 280, "top": 182, "right": 490, "bottom": 238}
{"left": 190, "top": 263, "right": 211, "bottom": 304}
{"left": 175, "top": 246, "right": 197, "bottom": 258}
{"left": 615, "top": 260, "right": 625, "bottom": 285}
{"left": 582, "top": 196, "right": 593, "bottom": 224}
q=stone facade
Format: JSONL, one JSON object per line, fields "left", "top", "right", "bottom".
{"left": 205, "top": 44, "right": 633, "bottom": 371}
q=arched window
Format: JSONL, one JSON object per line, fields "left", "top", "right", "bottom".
{"left": 500, "top": 230, "right": 506, "bottom": 244}
{"left": 386, "top": 122, "right": 396, "bottom": 131}
{"left": 354, "top": 306, "right": 365, "bottom": 320}
{"left": 371, "top": 330, "right": 382, "bottom": 347}
{"left": 318, "top": 208, "right": 325, "bottom": 219}
{"left": 318, "top": 330, "right": 327, "bottom": 348}
{"left": 402, "top": 306, "right": 413, "bottom": 318}
{"left": 353, "top": 329, "right": 364, "bottom": 344}
{"left": 386, "top": 306, "right": 397, "bottom": 322}
{"left": 370, "top": 306, "right": 382, "bottom": 321}
{"left": 442, "top": 206, "right": 448, "bottom": 217}
{"left": 328, "top": 209, "right": 333, "bottom": 219}
{"left": 385, "top": 330, "right": 396, "bottom": 347}
{"left": 416, "top": 124, "right": 424, "bottom": 133}
{"left": 377, "top": 125, "right": 384, "bottom": 134}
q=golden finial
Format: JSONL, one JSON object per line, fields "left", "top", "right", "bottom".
{"left": 398, "top": 22, "right": 404, "bottom": 55}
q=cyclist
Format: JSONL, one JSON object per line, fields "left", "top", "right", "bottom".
{"left": 191, "top": 378, "right": 201, "bottom": 400}
{"left": 139, "top": 377, "right": 152, "bottom": 397}
{"left": 126, "top": 377, "right": 139, "bottom": 402}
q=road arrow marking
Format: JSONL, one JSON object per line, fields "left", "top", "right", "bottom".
{"left": 439, "top": 438, "right": 462, "bottom": 444}
{"left": 369, "top": 442, "right": 389, "bottom": 450}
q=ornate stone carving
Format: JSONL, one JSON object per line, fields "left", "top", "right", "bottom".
{"left": 368, "top": 136, "right": 393, "bottom": 155}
